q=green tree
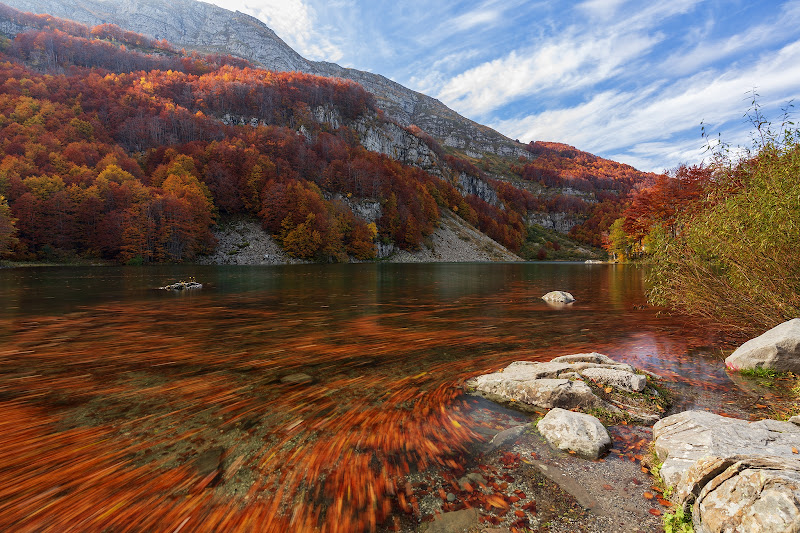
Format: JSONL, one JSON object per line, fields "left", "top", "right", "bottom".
{"left": 0, "top": 195, "right": 18, "bottom": 257}
{"left": 605, "top": 217, "right": 631, "bottom": 262}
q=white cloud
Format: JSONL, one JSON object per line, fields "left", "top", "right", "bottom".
{"left": 491, "top": 39, "right": 800, "bottom": 171}
{"left": 664, "top": 4, "right": 800, "bottom": 74}
{"left": 450, "top": 9, "right": 502, "bottom": 32}
{"left": 436, "top": 28, "right": 660, "bottom": 117}
{"left": 206, "top": 0, "right": 344, "bottom": 62}
{"left": 577, "top": 0, "right": 629, "bottom": 20}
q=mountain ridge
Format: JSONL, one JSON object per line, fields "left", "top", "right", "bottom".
{"left": 0, "top": 0, "right": 528, "bottom": 160}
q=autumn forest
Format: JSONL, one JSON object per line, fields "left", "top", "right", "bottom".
{"left": 0, "top": 4, "right": 667, "bottom": 264}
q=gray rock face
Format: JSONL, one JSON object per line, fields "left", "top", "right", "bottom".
{"left": 653, "top": 410, "right": 800, "bottom": 488}
{"left": 674, "top": 455, "right": 800, "bottom": 533}
{"left": 457, "top": 173, "right": 499, "bottom": 205}
{"left": 537, "top": 408, "right": 611, "bottom": 459}
{"left": 527, "top": 211, "right": 580, "bottom": 234}
{"left": 580, "top": 367, "right": 646, "bottom": 393}
{"left": 725, "top": 318, "right": 800, "bottom": 372}
{"left": 542, "top": 291, "right": 575, "bottom": 303}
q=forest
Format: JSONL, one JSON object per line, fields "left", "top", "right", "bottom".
{"left": 0, "top": 5, "right": 655, "bottom": 263}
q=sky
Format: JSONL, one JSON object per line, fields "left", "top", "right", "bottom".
{"left": 205, "top": 0, "right": 800, "bottom": 173}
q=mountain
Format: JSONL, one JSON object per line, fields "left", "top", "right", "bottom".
{"left": 0, "top": 1, "right": 659, "bottom": 265}
{"left": 0, "top": 0, "right": 528, "bottom": 160}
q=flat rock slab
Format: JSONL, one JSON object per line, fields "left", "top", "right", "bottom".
{"left": 653, "top": 410, "right": 800, "bottom": 488}
{"left": 466, "top": 353, "right": 663, "bottom": 423}
{"left": 675, "top": 455, "right": 800, "bottom": 533}
{"left": 537, "top": 408, "right": 611, "bottom": 459}
{"left": 551, "top": 353, "right": 616, "bottom": 365}
{"left": 469, "top": 375, "right": 601, "bottom": 410}
{"left": 580, "top": 367, "right": 646, "bottom": 393}
{"left": 725, "top": 318, "right": 800, "bottom": 372}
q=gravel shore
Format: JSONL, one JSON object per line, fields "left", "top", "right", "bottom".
{"left": 197, "top": 212, "right": 521, "bottom": 265}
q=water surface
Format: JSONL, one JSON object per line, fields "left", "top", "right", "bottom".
{"left": 0, "top": 263, "right": 770, "bottom": 532}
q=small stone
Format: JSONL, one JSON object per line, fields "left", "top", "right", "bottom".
{"left": 789, "top": 415, "right": 800, "bottom": 426}
{"left": 422, "top": 508, "right": 479, "bottom": 533}
{"left": 466, "top": 472, "right": 487, "bottom": 485}
{"left": 194, "top": 446, "right": 224, "bottom": 482}
{"left": 280, "top": 372, "right": 313, "bottom": 384}
{"left": 446, "top": 492, "right": 456, "bottom": 502}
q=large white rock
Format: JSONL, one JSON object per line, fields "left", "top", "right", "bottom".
{"left": 537, "top": 408, "right": 611, "bottom": 459}
{"left": 725, "top": 318, "right": 800, "bottom": 372}
{"left": 674, "top": 455, "right": 800, "bottom": 533}
{"left": 542, "top": 291, "right": 575, "bottom": 303}
{"left": 579, "top": 367, "right": 646, "bottom": 393}
{"left": 653, "top": 411, "right": 800, "bottom": 488}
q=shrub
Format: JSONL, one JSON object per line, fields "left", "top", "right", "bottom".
{"left": 647, "top": 114, "right": 800, "bottom": 334}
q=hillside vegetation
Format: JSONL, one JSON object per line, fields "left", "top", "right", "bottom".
{"left": 0, "top": 5, "right": 654, "bottom": 263}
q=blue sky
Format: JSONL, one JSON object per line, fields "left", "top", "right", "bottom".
{"left": 207, "top": 0, "right": 800, "bottom": 172}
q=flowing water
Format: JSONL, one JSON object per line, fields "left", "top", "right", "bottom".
{"left": 0, "top": 263, "right": 788, "bottom": 532}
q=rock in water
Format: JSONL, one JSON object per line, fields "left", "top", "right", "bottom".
{"left": 542, "top": 291, "right": 575, "bottom": 303}
{"left": 537, "top": 408, "right": 611, "bottom": 459}
{"left": 468, "top": 373, "right": 601, "bottom": 410}
{"left": 280, "top": 372, "right": 314, "bottom": 385}
{"left": 653, "top": 410, "right": 800, "bottom": 488}
{"left": 725, "top": 318, "right": 800, "bottom": 372}
{"left": 161, "top": 281, "right": 203, "bottom": 291}
{"left": 466, "top": 353, "right": 664, "bottom": 423}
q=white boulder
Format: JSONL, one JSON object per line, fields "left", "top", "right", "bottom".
{"left": 725, "top": 318, "right": 800, "bottom": 372}
{"left": 542, "top": 291, "right": 575, "bottom": 303}
{"left": 537, "top": 408, "right": 611, "bottom": 459}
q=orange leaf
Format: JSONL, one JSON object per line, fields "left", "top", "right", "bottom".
{"left": 643, "top": 492, "right": 654, "bottom": 500}
{"left": 648, "top": 508, "right": 662, "bottom": 516}
{"left": 793, "top": 447, "right": 799, "bottom": 454}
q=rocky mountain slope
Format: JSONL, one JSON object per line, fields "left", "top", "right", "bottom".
{"left": 1, "top": 0, "right": 527, "bottom": 160}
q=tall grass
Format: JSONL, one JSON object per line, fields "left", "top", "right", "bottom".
{"left": 646, "top": 114, "right": 800, "bottom": 334}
